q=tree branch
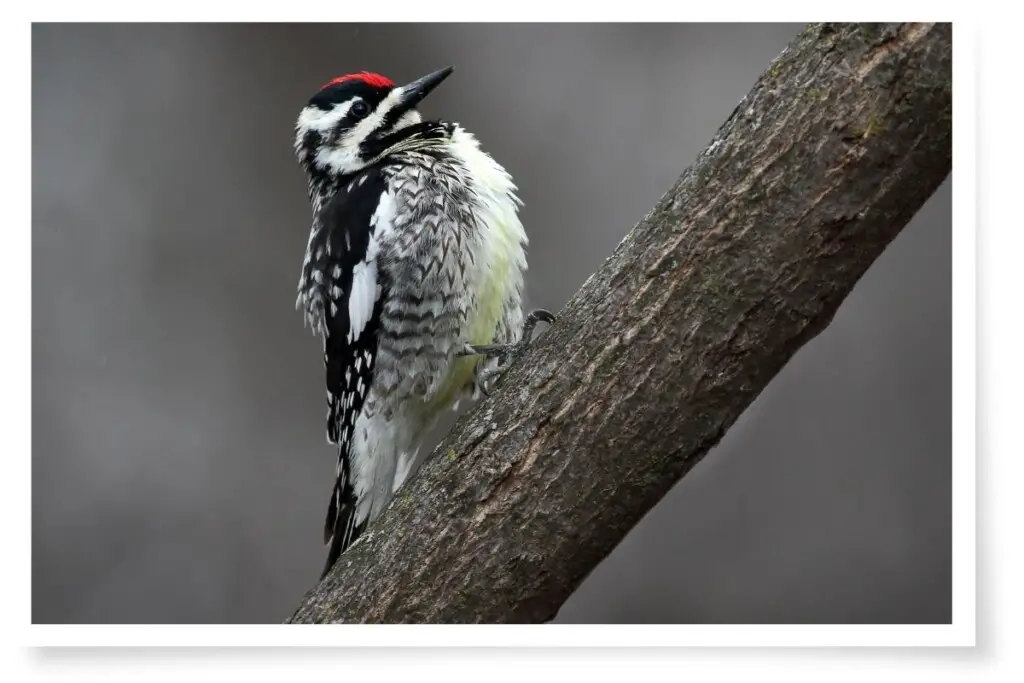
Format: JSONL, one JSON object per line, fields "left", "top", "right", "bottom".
{"left": 287, "top": 22, "right": 952, "bottom": 624}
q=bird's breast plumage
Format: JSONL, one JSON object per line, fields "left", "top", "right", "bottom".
{"left": 370, "top": 125, "right": 527, "bottom": 418}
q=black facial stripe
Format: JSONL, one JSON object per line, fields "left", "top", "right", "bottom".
{"left": 378, "top": 97, "right": 413, "bottom": 132}
{"left": 302, "top": 129, "right": 322, "bottom": 150}
{"left": 359, "top": 120, "right": 453, "bottom": 160}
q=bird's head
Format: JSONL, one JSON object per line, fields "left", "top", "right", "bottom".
{"left": 294, "top": 66, "right": 454, "bottom": 178}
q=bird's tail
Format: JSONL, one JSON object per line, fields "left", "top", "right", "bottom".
{"left": 320, "top": 448, "right": 367, "bottom": 580}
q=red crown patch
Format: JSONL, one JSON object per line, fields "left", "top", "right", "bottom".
{"left": 321, "top": 72, "right": 395, "bottom": 90}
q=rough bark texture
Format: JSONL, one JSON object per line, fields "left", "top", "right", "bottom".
{"left": 288, "top": 22, "right": 952, "bottom": 624}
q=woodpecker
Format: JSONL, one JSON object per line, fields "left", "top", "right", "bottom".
{"left": 293, "top": 66, "right": 552, "bottom": 579}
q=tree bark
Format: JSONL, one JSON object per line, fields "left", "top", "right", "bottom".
{"left": 287, "top": 22, "right": 952, "bottom": 624}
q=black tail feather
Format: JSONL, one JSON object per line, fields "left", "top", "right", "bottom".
{"left": 320, "top": 490, "right": 356, "bottom": 579}
{"left": 319, "top": 454, "right": 367, "bottom": 581}
{"left": 323, "top": 482, "right": 339, "bottom": 546}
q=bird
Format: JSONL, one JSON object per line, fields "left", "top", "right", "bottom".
{"left": 292, "top": 66, "right": 553, "bottom": 580}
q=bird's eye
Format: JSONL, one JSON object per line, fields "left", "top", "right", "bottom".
{"left": 350, "top": 101, "right": 370, "bottom": 119}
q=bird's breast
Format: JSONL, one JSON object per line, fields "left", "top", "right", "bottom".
{"left": 380, "top": 131, "right": 527, "bottom": 415}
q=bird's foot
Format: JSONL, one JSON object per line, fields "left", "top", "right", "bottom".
{"left": 458, "top": 309, "right": 556, "bottom": 396}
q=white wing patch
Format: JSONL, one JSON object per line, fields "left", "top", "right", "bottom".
{"left": 347, "top": 190, "right": 396, "bottom": 343}
{"left": 347, "top": 257, "right": 377, "bottom": 343}
{"left": 370, "top": 187, "right": 397, "bottom": 233}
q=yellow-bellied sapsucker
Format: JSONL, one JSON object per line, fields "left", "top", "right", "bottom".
{"left": 293, "top": 67, "right": 552, "bottom": 579}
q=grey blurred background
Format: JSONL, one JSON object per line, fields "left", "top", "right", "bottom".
{"left": 32, "top": 23, "right": 951, "bottom": 624}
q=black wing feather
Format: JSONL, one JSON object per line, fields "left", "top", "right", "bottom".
{"left": 307, "top": 166, "right": 390, "bottom": 579}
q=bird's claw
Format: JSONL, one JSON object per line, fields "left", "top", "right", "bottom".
{"left": 459, "top": 308, "right": 556, "bottom": 396}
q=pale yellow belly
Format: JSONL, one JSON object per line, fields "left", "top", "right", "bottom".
{"left": 424, "top": 219, "right": 518, "bottom": 413}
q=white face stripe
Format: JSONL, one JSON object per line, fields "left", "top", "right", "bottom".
{"left": 296, "top": 99, "right": 357, "bottom": 133}
{"left": 393, "top": 109, "right": 422, "bottom": 130}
